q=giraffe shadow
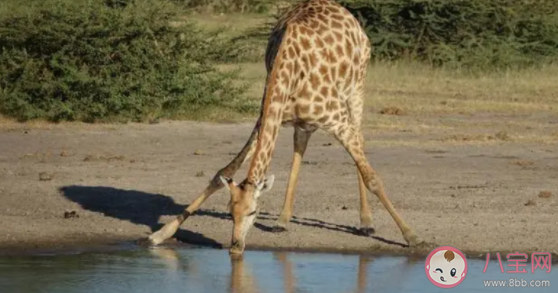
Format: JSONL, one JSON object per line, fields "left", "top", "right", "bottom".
{"left": 254, "top": 212, "right": 408, "bottom": 247}
{"left": 60, "top": 185, "right": 406, "bottom": 248}
{"left": 59, "top": 185, "right": 224, "bottom": 248}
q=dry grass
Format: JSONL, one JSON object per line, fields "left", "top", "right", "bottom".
{"left": 186, "top": 12, "right": 269, "bottom": 32}
{"left": 3, "top": 13, "right": 557, "bottom": 146}
{"left": 366, "top": 61, "right": 558, "bottom": 115}
{"left": 218, "top": 60, "right": 558, "bottom": 145}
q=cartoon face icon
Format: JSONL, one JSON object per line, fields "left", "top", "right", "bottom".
{"left": 425, "top": 246, "right": 468, "bottom": 288}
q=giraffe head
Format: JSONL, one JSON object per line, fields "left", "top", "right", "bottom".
{"left": 220, "top": 175, "right": 275, "bottom": 255}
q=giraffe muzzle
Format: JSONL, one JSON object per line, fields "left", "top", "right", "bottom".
{"left": 229, "top": 240, "right": 245, "bottom": 255}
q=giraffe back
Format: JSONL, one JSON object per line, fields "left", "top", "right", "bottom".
{"left": 264, "top": 0, "right": 371, "bottom": 129}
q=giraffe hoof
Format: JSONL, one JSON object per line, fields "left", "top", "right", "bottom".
{"left": 271, "top": 226, "right": 287, "bottom": 233}
{"left": 358, "top": 227, "right": 376, "bottom": 236}
{"left": 405, "top": 234, "right": 433, "bottom": 250}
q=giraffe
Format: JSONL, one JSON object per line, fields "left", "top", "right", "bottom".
{"left": 148, "top": 0, "right": 424, "bottom": 254}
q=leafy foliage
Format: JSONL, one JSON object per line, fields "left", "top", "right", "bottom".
{"left": 340, "top": 0, "right": 558, "bottom": 69}
{"left": 248, "top": 0, "right": 558, "bottom": 69}
{"left": 171, "top": 0, "right": 281, "bottom": 13}
{"left": 0, "top": 0, "right": 254, "bottom": 122}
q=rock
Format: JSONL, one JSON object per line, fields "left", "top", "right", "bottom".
{"left": 538, "top": 191, "right": 552, "bottom": 198}
{"left": 39, "top": 172, "right": 53, "bottom": 181}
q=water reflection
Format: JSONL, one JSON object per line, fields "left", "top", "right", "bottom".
{"left": 226, "top": 251, "right": 377, "bottom": 293}
{"left": 230, "top": 254, "right": 259, "bottom": 293}
{"left": 1, "top": 248, "right": 555, "bottom": 293}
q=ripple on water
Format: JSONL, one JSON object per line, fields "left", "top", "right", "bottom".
{"left": 0, "top": 248, "right": 555, "bottom": 293}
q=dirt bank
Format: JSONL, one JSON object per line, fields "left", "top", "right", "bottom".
{"left": 0, "top": 121, "right": 556, "bottom": 258}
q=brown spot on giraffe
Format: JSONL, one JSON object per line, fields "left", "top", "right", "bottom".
{"left": 326, "top": 100, "right": 339, "bottom": 111}
{"left": 324, "top": 34, "right": 334, "bottom": 45}
{"left": 300, "top": 37, "right": 311, "bottom": 50}
{"left": 334, "top": 31, "right": 343, "bottom": 42}
{"left": 331, "top": 86, "right": 339, "bottom": 97}
{"left": 310, "top": 72, "right": 321, "bottom": 91}
{"left": 309, "top": 52, "right": 319, "bottom": 67}
{"left": 312, "top": 104, "right": 324, "bottom": 115}
{"left": 315, "top": 37, "right": 325, "bottom": 48}
{"left": 326, "top": 6, "right": 337, "bottom": 13}
{"left": 309, "top": 19, "right": 320, "bottom": 29}
{"left": 331, "top": 13, "right": 345, "bottom": 21}
{"left": 286, "top": 62, "right": 293, "bottom": 72}
{"left": 313, "top": 95, "right": 324, "bottom": 103}
{"left": 288, "top": 46, "right": 296, "bottom": 59}
{"left": 339, "top": 61, "right": 349, "bottom": 77}
{"left": 320, "top": 86, "right": 330, "bottom": 97}
{"left": 322, "top": 24, "right": 333, "bottom": 35}
{"left": 299, "top": 83, "right": 311, "bottom": 98}
{"left": 319, "top": 64, "right": 328, "bottom": 75}
{"left": 330, "top": 66, "right": 337, "bottom": 80}
{"left": 335, "top": 44, "right": 344, "bottom": 56}
{"left": 293, "top": 43, "right": 301, "bottom": 56}
{"left": 331, "top": 20, "right": 343, "bottom": 29}
{"left": 345, "top": 41, "right": 353, "bottom": 57}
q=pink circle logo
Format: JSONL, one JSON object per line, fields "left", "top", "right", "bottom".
{"left": 425, "top": 246, "right": 468, "bottom": 288}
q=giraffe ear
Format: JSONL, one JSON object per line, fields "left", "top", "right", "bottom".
{"left": 220, "top": 176, "right": 235, "bottom": 191}
{"left": 257, "top": 174, "right": 275, "bottom": 194}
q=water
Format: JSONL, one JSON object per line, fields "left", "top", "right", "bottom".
{"left": 0, "top": 247, "right": 554, "bottom": 293}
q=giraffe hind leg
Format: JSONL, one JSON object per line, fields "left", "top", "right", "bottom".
{"left": 325, "top": 124, "right": 423, "bottom": 246}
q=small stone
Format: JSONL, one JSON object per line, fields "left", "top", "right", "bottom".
{"left": 60, "top": 151, "right": 69, "bottom": 157}
{"left": 83, "top": 155, "right": 95, "bottom": 162}
{"left": 195, "top": 171, "right": 205, "bottom": 177}
{"left": 341, "top": 206, "right": 348, "bottom": 210}
{"left": 194, "top": 150, "right": 204, "bottom": 155}
{"left": 39, "top": 172, "right": 53, "bottom": 181}
{"left": 524, "top": 199, "right": 536, "bottom": 207}
{"left": 495, "top": 131, "right": 511, "bottom": 141}
{"left": 379, "top": 106, "right": 405, "bottom": 116}
{"left": 538, "top": 191, "right": 552, "bottom": 198}
{"left": 64, "top": 211, "right": 79, "bottom": 219}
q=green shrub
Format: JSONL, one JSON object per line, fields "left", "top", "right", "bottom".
{"left": 171, "top": 0, "right": 279, "bottom": 13}
{"left": 340, "top": 0, "right": 558, "bottom": 69}
{"left": 0, "top": 0, "right": 254, "bottom": 122}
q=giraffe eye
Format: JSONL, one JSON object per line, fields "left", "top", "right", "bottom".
{"left": 450, "top": 268, "right": 456, "bottom": 277}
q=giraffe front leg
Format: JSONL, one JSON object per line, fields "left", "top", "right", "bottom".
{"left": 357, "top": 171, "right": 375, "bottom": 236}
{"left": 147, "top": 119, "right": 261, "bottom": 245}
{"left": 273, "top": 128, "right": 312, "bottom": 232}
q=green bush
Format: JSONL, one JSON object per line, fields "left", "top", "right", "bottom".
{"left": 340, "top": 0, "right": 558, "bottom": 69}
{"left": 0, "top": 0, "right": 254, "bottom": 122}
{"left": 171, "top": 0, "right": 279, "bottom": 13}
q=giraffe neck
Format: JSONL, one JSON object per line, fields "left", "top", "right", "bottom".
{"left": 245, "top": 95, "right": 285, "bottom": 185}
{"left": 245, "top": 31, "right": 292, "bottom": 185}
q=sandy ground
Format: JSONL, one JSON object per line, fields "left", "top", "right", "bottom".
{"left": 0, "top": 120, "right": 557, "bottom": 259}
